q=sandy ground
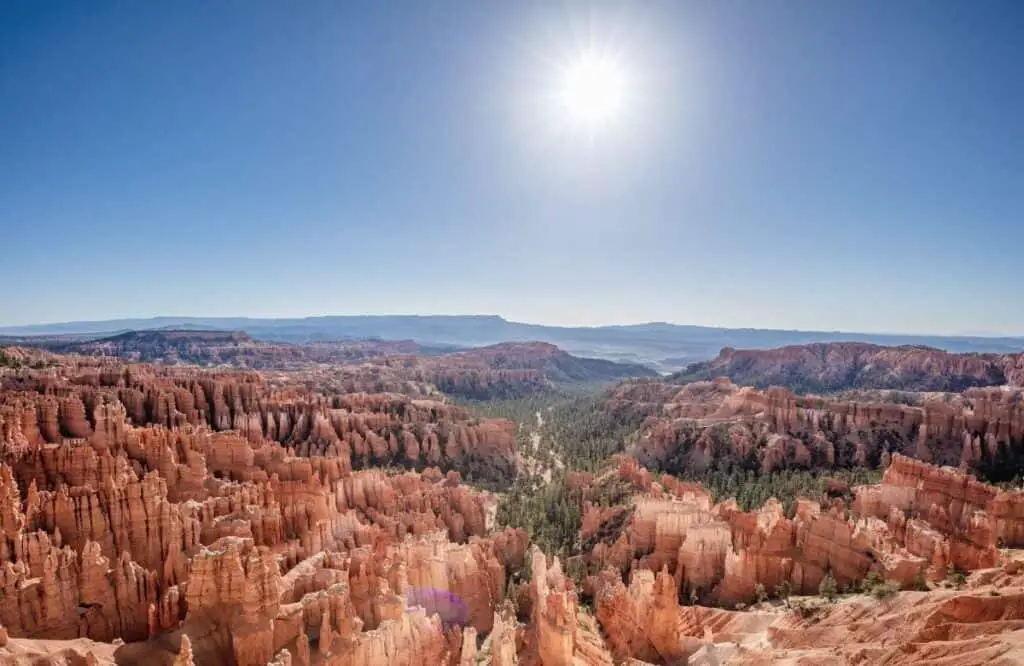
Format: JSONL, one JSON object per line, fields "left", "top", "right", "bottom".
{"left": 0, "top": 637, "right": 118, "bottom": 665}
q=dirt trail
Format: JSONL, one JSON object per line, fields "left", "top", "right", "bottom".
{"left": 523, "top": 409, "right": 563, "bottom": 484}
{"left": 530, "top": 410, "right": 543, "bottom": 451}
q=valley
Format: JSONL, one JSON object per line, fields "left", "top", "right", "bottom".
{"left": 2, "top": 334, "right": 1024, "bottom": 665}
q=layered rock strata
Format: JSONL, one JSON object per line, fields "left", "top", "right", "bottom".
{"left": 674, "top": 341, "right": 1024, "bottom": 392}
{"left": 611, "top": 378, "right": 1024, "bottom": 476}
{"left": 0, "top": 355, "right": 524, "bottom": 664}
{"left": 583, "top": 454, "right": 1024, "bottom": 609}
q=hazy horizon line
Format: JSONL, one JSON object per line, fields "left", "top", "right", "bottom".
{"left": 0, "top": 312, "right": 1020, "bottom": 340}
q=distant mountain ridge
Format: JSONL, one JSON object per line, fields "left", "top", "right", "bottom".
{"left": 36, "top": 329, "right": 456, "bottom": 368}
{"left": 4, "top": 315, "right": 1024, "bottom": 372}
{"left": 671, "top": 341, "right": 1024, "bottom": 393}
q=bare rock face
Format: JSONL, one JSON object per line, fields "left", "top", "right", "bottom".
{"left": 675, "top": 342, "right": 1024, "bottom": 392}
{"left": 578, "top": 454, "right": 1024, "bottom": 665}
{"left": 174, "top": 634, "right": 196, "bottom": 666}
{"left": 514, "top": 547, "right": 615, "bottom": 666}
{"left": 490, "top": 602, "right": 520, "bottom": 666}
{"left": 594, "top": 567, "right": 668, "bottom": 663}
{"left": 745, "top": 563, "right": 1024, "bottom": 665}
{"left": 582, "top": 456, "right": 1024, "bottom": 611}
{"left": 0, "top": 638, "right": 117, "bottom": 666}
{"left": 182, "top": 537, "right": 282, "bottom": 666}
{"left": 1, "top": 363, "right": 520, "bottom": 488}
{"left": 335, "top": 606, "right": 450, "bottom": 665}
{"left": 610, "top": 378, "right": 1024, "bottom": 476}
{"left": 853, "top": 454, "right": 1024, "bottom": 574}
{"left": 172, "top": 507, "right": 523, "bottom": 665}
{"left": 594, "top": 565, "right": 782, "bottom": 664}
{"left": 530, "top": 548, "right": 576, "bottom": 665}
{"left": 592, "top": 528, "right": 1024, "bottom": 666}
{"left": 373, "top": 341, "right": 654, "bottom": 400}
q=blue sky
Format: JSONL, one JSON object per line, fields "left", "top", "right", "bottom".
{"left": 1, "top": 1, "right": 1021, "bottom": 333}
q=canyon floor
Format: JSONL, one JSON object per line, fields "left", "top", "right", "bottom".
{"left": 2, "top": 336, "right": 1024, "bottom": 665}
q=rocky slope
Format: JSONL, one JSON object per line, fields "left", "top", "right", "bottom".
{"left": 30, "top": 334, "right": 655, "bottom": 399}
{"left": 41, "top": 330, "right": 447, "bottom": 369}
{"left": 580, "top": 456, "right": 1024, "bottom": 607}
{"left": 608, "top": 378, "right": 1024, "bottom": 481}
{"left": 578, "top": 455, "right": 1024, "bottom": 664}
{"left": 673, "top": 342, "right": 1024, "bottom": 392}
{"left": 593, "top": 554, "right": 1024, "bottom": 665}
{"left": 6, "top": 350, "right": 1024, "bottom": 665}
{"left": 377, "top": 342, "right": 657, "bottom": 399}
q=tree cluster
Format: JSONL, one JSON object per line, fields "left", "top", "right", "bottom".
{"left": 540, "top": 395, "right": 644, "bottom": 472}
{"left": 496, "top": 472, "right": 583, "bottom": 557}
{"left": 669, "top": 467, "right": 883, "bottom": 515}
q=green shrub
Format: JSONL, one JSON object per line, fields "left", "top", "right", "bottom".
{"left": 863, "top": 570, "right": 884, "bottom": 589}
{"left": 819, "top": 572, "right": 838, "bottom": 601}
{"left": 790, "top": 599, "right": 821, "bottom": 620}
{"left": 947, "top": 567, "right": 967, "bottom": 590}
{"left": 869, "top": 581, "right": 899, "bottom": 599}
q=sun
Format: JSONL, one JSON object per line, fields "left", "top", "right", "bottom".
{"left": 559, "top": 52, "right": 627, "bottom": 130}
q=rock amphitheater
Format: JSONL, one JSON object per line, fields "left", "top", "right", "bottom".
{"left": 2, "top": 348, "right": 1024, "bottom": 665}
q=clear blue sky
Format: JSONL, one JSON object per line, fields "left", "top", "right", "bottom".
{"left": 1, "top": 1, "right": 1022, "bottom": 334}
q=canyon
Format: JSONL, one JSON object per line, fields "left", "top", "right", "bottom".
{"left": 3, "top": 340, "right": 1024, "bottom": 665}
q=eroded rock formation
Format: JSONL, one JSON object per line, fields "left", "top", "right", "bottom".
{"left": 674, "top": 342, "right": 1024, "bottom": 392}
{"left": 6, "top": 349, "right": 1024, "bottom": 666}
{"left": 582, "top": 454, "right": 1024, "bottom": 611}
{"left": 0, "top": 354, "right": 527, "bottom": 665}
{"left": 33, "top": 335, "right": 654, "bottom": 399}
{"left": 611, "top": 378, "right": 1024, "bottom": 478}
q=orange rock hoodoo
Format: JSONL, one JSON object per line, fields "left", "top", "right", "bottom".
{"left": 583, "top": 454, "right": 1024, "bottom": 610}
{"left": 0, "top": 355, "right": 523, "bottom": 665}
{"left": 6, "top": 350, "right": 1024, "bottom": 665}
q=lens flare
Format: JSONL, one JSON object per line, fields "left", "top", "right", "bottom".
{"left": 559, "top": 52, "right": 627, "bottom": 129}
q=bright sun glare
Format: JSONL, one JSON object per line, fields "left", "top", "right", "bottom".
{"left": 559, "top": 52, "right": 626, "bottom": 130}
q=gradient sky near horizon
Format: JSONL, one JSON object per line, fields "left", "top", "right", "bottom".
{"left": 2, "top": 1, "right": 1022, "bottom": 334}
